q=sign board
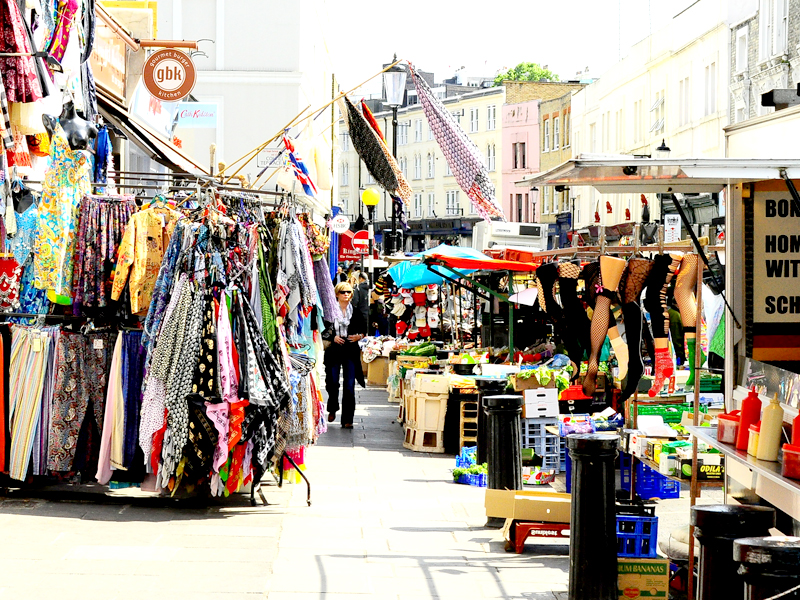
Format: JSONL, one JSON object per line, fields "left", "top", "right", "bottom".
{"left": 90, "top": 20, "right": 126, "bottom": 101}
{"left": 257, "top": 148, "right": 281, "bottom": 169}
{"left": 143, "top": 49, "right": 197, "bottom": 102}
{"left": 664, "top": 214, "right": 681, "bottom": 243}
{"left": 329, "top": 214, "right": 350, "bottom": 234}
{"left": 353, "top": 230, "right": 370, "bottom": 254}
{"left": 176, "top": 102, "right": 217, "bottom": 128}
{"left": 751, "top": 185, "right": 800, "bottom": 363}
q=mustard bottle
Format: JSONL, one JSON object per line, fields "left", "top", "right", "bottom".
{"left": 756, "top": 393, "right": 784, "bottom": 462}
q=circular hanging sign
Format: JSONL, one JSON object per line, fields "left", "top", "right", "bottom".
{"left": 142, "top": 49, "right": 197, "bottom": 102}
{"left": 329, "top": 214, "right": 351, "bottom": 234}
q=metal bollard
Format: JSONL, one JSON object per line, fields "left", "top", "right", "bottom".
{"left": 690, "top": 505, "right": 776, "bottom": 600}
{"left": 482, "top": 394, "right": 523, "bottom": 493}
{"left": 567, "top": 433, "right": 619, "bottom": 600}
{"left": 477, "top": 379, "right": 510, "bottom": 465}
{"left": 734, "top": 536, "right": 800, "bottom": 600}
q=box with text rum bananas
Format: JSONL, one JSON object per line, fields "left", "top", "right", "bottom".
{"left": 618, "top": 558, "right": 669, "bottom": 599}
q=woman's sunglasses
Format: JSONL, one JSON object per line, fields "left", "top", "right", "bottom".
{"left": 339, "top": 291, "right": 352, "bottom": 295}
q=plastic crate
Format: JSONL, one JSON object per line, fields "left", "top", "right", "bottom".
{"left": 630, "top": 402, "right": 708, "bottom": 424}
{"left": 620, "top": 453, "right": 681, "bottom": 500}
{"left": 565, "top": 450, "right": 572, "bottom": 493}
{"left": 617, "top": 514, "right": 659, "bottom": 558}
{"left": 520, "top": 417, "right": 561, "bottom": 474}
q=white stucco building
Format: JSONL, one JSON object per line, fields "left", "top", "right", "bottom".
{"left": 562, "top": 0, "right": 734, "bottom": 229}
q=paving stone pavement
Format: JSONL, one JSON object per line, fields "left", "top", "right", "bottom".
{"left": 0, "top": 384, "right": 712, "bottom": 599}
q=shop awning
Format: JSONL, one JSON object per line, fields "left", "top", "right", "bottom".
{"left": 98, "top": 92, "right": 209, "bottom": 176}
{"left": 424, "top": 254, "right": 539, "bottom": 273}
{"left": 387, "top": 245, "right": 485, "bottom": 288}
{"left": 515, "top": 154, "right": 800, "bottom": 193}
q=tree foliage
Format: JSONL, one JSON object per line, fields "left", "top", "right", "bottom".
{"left": 494, "top": 62, "right": 559, "bottom": 86}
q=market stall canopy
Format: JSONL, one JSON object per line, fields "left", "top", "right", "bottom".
{"left": 98, "top": 91, "right": 209, "bottom": 176}
{"left": 387, "top": 244, "right": 486, "bottom": 288}
{"left": 424, "top": 252, "right": 540, "bottom": 273}
{"left": 515, "top": 154, "right": 800, "bottom": 194}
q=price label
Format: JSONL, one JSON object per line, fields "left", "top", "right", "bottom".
{"left": 93, "top": 338, "right": 104, "bottom": 350}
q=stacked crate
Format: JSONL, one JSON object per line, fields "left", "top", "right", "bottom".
{"left": 403, "top": 374, "right": 449, "bottom": 453}
{"left": 520, "top": 387, "right": 561, "bottom": 473}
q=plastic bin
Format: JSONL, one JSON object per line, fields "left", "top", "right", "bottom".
{"left": 620, "top": 453, "right": 681, "bottom": 500}
{"left": 630, "top": 402, "right": 708, "bottom": 424}
{"left": 617, "top": 514, "right": 659, "bottom": 558}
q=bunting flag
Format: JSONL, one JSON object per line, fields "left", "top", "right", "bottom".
{"left": 410, "top": 65, "right": 505, "bottom": 221}
{"left": 283, "top": 135, "right": 318, "bottom": 198}
{"left": 360, "top": 100, "right": 384, "bottom": 141}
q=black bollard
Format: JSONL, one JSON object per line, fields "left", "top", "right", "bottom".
{"left": 690, "top": 505, "right": 776, "bottom": 600}
{"left": 568, "top": 433, "right": 619, "bottom": 600}
{"left": 477, "top": 378, "right": 509, "bottom": 465}
{"left": 482, "top": 394, "right": 523, "bottom": 492}
{"left": 734, "top": 536, "right": 800, "bottom": 600}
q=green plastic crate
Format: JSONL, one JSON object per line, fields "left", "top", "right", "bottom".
{"left": 630, "top": 402, "right": 708, "bottom": 424}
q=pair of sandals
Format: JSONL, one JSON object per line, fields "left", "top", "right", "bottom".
{"left": 328, "top": 413, "right": 353, "bottom": 428}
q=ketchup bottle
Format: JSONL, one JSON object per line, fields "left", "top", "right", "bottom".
{"left": 792, "top": 412, "right": 800, "bottom": 446}
{"left": 736, "top": 387, "right": 763, "bottom": 450}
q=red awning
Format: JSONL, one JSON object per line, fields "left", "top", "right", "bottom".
{"left": 425, "top": 253, "right": 539, "bottom": 272}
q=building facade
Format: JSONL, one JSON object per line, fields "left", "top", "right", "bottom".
{"left": 560, "top": 0, "right": 733, "bottom": 230}
{"left": 338, "top": 84, "right": 505, "bottom": 252}
{"left": 153, "top": 0, "right": 336, "bottom": 207}
{"left": 502, "top": 81, "right": 585, "bottom": 228}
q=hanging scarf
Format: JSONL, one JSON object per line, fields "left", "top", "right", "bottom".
{"left": 411, "top": 66, "right": 505, "bottom": 221}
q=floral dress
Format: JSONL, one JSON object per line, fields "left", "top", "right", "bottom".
{"left": 33, "top": 124, "right": 91, "bottom": 299}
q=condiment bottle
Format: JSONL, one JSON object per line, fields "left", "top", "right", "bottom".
{"left": 737, "top": 387, "right": 763, "bottom": 451}
{"left": 793, "top": 412, "right": 800, "bottom": 446}
{"left": 756, "top": 393, "right": 784, "bottom": 462}
{"left": 747, "top": 423, "right": 761, "bottom": 457}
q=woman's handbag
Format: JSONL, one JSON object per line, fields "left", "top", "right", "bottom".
{"left": 322, "top": 322, "right": 335, "bottom": 350}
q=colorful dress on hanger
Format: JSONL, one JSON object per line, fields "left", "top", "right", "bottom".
{"left": 33, "top": 124, "right": 91, "bottom": 300}
{"left": 0, "top": 0, "right": 43, "bottom": 103}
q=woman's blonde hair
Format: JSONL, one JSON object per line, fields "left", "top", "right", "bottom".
{"left": 334, "top": 282, "right": 353, "bottom": 295}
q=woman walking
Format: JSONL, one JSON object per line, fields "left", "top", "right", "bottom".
{"left": 323, "top": 282, "right": 367, "bottom": 428}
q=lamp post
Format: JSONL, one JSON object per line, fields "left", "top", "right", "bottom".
{"left": 361, "top": 187, "right": 380, "bottom": 286}
{"left": 655, "top": 140, "right": 671, "bottom": 222}
{"left": 383, "top": 55, "right": 407, "bottom": 255}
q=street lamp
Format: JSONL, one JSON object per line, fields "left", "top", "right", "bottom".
{"left": 361, "top": 187, "right": 380, "bottom": 285}
{"left": 655, "top": 139, "right": 671, "bottom": 159}
{"left": 383, "top": 55, "right": 407, "bottom": 255}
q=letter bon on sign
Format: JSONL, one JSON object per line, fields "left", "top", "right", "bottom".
{"left": 142, "top": 49, "right": 197, "bottom": 102}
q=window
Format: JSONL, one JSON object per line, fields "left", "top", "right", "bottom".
{"left": 446, "top": 190, "right": 460, "bottom": 215}
{"left": 413, "top": 154, "right": 421, "bottom": 179}
{"left": 341, "top": 197, "right": 349, "bottom": 215}
{"left": 487, "top": 105, "right": 496, "bottom": 130}
{"left": 414, "top": 119, "right": 422, "bottom": 142}
{"left": 707, "top": 64, "right": 717, "bottom": 115}
{"left": 615, "top": 109, "right": 624, "bottom": 149}
{"left": 678, "top": 77, "right": 690, "bottom": 126}
{"left": 414, "top": 193, "right": 423, "bottom": 218}
{"left": 367, "top": 172, "right": 375, "bottom": 185}
{"left": 470, "top": 108, "right": 479, "bottom": 132}
{"left": 516, "top": 194, "right": 523, "bottom": 222}
{"left": 445, "top": 160, "right": 452, "bottom": 176}
{"left": 760, "top": 0, "right": 788, "bottom": 60}
{"left": 340, "top": 132, "right": 349, "bottom": 151}
{"left": 553, "top": 117, "right": 560, "bottom": 150}
{"left": 427, "top": 153, "right": 435, "bottom": 178}
{"left": 428, "top": 125, "right": 433, "bottom": 141}
{"left": 543, "top": 119, "right": 550, "bottom": 152}
{"left": 524, "top": 193, "right": 529, "bottom": 221}
{"left": 603, "top": 111, "right": 611, "bottom": 150}
{"left": 633, "top": 100, "right": 642, "bottom": 143}
{"left": 486, "top": 144, "right": 496, "bottom": 171}
{"left": 340, "top": 162, "right": 349, "bottom": 186}
{"left": 513, "top": 142, "right": 527, "bottom": 169}
{"left": 400, "top": 156, "right": 408, "bottom": 178}
{"left": 543, "top": 187, "right": 551, "bottom": 215}
{"left": 427, "top": 192, "right": 435, "bottom": 216}
{"left": 650, "top": 91, "right": 665, "bottom": 134}
{"left": 736, "top": 27, "right": 749, "bottom": 73}
{"left": 398, "top": 122, "right": 409, "bottom": 145}
{"left": 590, "top": 123, "right": 597, "bottom": 152}
{"left": 564, "top": 113, "right": 570, "bottom": 147}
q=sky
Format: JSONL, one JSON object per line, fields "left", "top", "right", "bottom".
{"left": 320, "top": 0, "right": 698, "bottom": 96}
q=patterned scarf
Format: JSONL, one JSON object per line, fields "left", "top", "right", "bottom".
{"left": 411, "top": 66, "right": 505, "bottom": 221}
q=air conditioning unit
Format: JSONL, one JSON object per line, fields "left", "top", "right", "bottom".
{"left": 472, "top": 221, "right": 548, "bottom": 251}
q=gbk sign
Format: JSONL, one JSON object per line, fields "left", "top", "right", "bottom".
{"left": 143, "top": 49, "right": 197, "bottom": 102}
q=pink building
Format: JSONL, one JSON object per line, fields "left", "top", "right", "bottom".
{"left": 502, "top": 101, "right": 540, "bottom": 222}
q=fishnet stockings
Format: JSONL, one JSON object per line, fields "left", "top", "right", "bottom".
{"left": 619, "top": 258, "right": 654, "bottom": 403}
{"left": 674, "top": 254, "right": 699, "bottom": 328}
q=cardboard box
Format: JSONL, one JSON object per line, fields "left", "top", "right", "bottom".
{"left": 414, "top": 373, "right": 450, "bottom": 394}
{"left": 367, "top": 357, "right": 389, "bottom": 386}
{"left": 484, "top": 488, "right": 571, "bottom": 522}
{"left": 659, "top": 453, "right": 679, "bottom": 477}
{"left": 618, "top": 558, "right": 670, "bottom": 600}
{"left": 678, "top": 455, "right": 725, "bottom": 480}
{"left": 511, "top": 373, "right": 555, "bottom": 391}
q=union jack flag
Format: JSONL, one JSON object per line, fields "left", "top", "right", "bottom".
{"left": 283, "top": 135, "right": 317, "bottom": 198}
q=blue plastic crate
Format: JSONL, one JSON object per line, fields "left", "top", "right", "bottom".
{"left": 620, "top": 453, "right": 681, "bottom": 500}
{"left": 617, "top": 514, "right": 658, "bottom": 558}
{"left": 565, "top": 451, "right": 572, "bottom": 493}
